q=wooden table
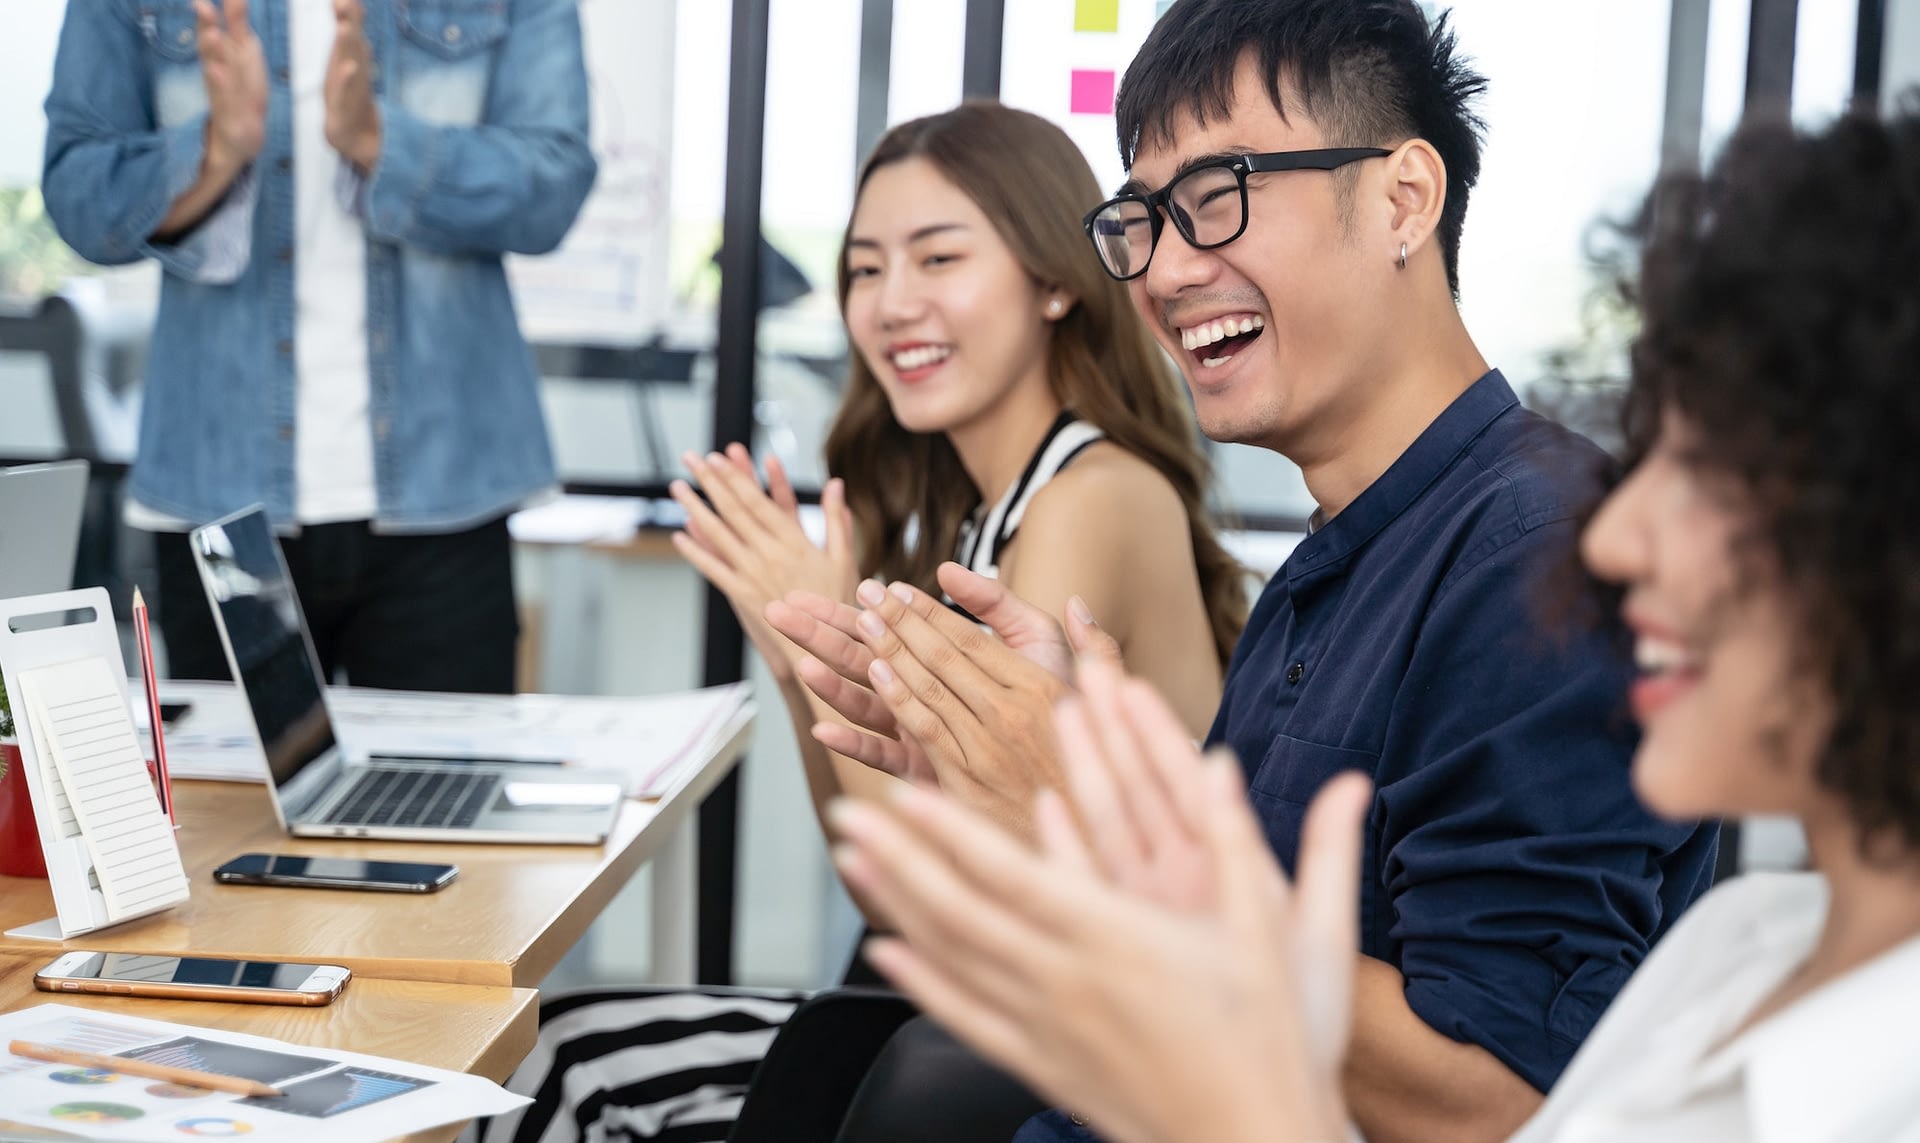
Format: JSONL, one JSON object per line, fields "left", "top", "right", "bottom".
{"left": 0, "top": 954, "right": 537, "bottom": 1142}
{"left": 0, "top": 719, "right": 748, "bottom": 988}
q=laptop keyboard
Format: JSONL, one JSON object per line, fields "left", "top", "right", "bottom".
{"left": 320, "top": 768, "right": 502, "bottom": 829}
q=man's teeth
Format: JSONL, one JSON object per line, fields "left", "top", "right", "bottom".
{"left": 1180, "top": 314, "right": 1265, "bottom": 352}
{"left": 1634, "top": 636, "right": 1698, "bottom": 675}
{"left": 891, "top": 345, "right": 952, "bottom": 370}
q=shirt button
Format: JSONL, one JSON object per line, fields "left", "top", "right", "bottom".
{"left": 277, "top": 247, "right": 292, "bottom": 262}
{"left": 277, "top": 339, "right": 293, "bottom": 355}
{"left": 177, "top": 28, "right": 192, "bottom": 45}
{"left": 443, "top": 23, "right": 462, "bottom": 43}
{"left": 275, "top": 66, "right": 290, "bottom": 83}
{"left": 1286, "top": 661, "right": 1305, "bottom": 685}
{"left": 278, "top": 424, "right": 293, "bottom": 441}
{"left": 276, "top": 156, "right": 292, "bottom": 172}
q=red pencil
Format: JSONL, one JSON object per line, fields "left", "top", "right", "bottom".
{"left": 131, "top": 586, "right": 174, "bottom": 823}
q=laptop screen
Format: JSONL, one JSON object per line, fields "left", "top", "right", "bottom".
{"left": 0, "top": 460, "right": 89, "bottom": 598}
{"left": 189, "top": 508, "right": 340, "bottom": 810}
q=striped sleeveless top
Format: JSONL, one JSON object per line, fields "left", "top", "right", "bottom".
{"left": 953, "top": 411, "right": 1106, "bottom": 581}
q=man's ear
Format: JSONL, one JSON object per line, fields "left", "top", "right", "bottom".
{"left": 1383, "top": 138, "right": 1446, "bottom": 266}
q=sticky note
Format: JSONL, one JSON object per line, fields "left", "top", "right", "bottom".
{"left": 1074, "top": 0, "right": 1120, "bottom": 33}
{"left": 1070, "top": 70, "right": 1117, "bottom": 116}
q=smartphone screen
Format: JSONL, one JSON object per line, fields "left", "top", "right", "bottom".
{"left": 55, "top": 953, "right": 327, "bottom": 989}
{"left": 34, "top": 952, "right": 349, "bottom": 1006}
{"left": 214, "top": 853, "right": 458, "bottom": 891}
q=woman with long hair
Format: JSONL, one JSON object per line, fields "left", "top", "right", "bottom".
{"left": 828, "top": 110, "right": 1920, "bottom": 1143}
{"left": 482, "top": 101, "right": 1246, "bottom": 1143}
{"left": 672, "top": 99, "right": 1245, "bottom": 828}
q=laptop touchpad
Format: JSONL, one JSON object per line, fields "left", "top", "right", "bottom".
{"left": 497, "top": 782, "right": 623, "bottom": 810}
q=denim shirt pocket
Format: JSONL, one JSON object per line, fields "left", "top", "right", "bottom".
{"left": 138, "top": 2, "right": 201, "bottom": 62}
{"left": 396, "top": 0, "right": 509, "bottom": 60}
{"left": 393, "top": 0, "right": 508, "bottom": 125}
{"left": 139, "top": 2, "right": 208, "bottom": 127}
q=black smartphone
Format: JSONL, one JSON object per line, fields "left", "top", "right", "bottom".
{"left": 212, "top": 853, "right": 459, "bottom": 893}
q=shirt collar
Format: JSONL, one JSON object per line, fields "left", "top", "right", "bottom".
{"left": 1284, "top": 369, "right": 1518, "bottom": 589}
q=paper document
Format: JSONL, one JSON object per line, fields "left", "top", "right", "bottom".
{"left": 0, "top": 1003, "right": 528, "bottom": 1142}
{"left": 19, "top": 658, "right": 189, "bottom": 922}
{"left": 152, "top": 679, "right": 754, "bottom": 797}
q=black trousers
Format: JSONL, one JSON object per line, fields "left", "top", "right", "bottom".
{"left": 152, "top": 517, "right": 519, "bottom": 695}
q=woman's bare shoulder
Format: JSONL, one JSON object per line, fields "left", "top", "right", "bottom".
{"left": 1019, "top": 440, "right": 1189, "bottom": 536}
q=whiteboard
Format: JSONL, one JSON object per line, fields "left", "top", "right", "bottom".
{"left": 507, "top": 0, "right": 678, "bottom": 345}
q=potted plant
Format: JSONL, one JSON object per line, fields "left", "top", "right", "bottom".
{"left": 0, "top": 670, "right": 49, "bottom": 877}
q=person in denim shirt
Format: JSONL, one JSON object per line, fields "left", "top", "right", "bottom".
{"left": 42, "top": 0, "right": 595, "bottom": 693}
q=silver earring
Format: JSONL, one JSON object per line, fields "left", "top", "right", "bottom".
{"left": 1397, "top": 242, "right": 1408, "bottom": 271}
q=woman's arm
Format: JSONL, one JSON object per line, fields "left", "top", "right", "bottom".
{"left": 997, "top": 445, "right": 1223, "bottom": 736}
{"left": 667, "top": 449, "right": 908, "bottom": 920}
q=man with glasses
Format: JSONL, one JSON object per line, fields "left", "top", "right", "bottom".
{"left": 772, "top": 1, "right": 1717, "bottom": 1140}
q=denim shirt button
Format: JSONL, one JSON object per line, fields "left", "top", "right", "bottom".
{"left": 444, "top": 24, "right": 462, "bottom": 43}
{"left": 374, "top": 418, "right": 390, "bottom": 440}
{"left": 1287, "top": 661, "right": 1306, "bottom": 685}
{"left": 277, "top": 424, "right": 293, "bottom": 441}
{"left": 277, "top": 339, "right": 293, "bottom": 355}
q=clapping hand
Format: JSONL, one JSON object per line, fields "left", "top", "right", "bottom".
{"left": 193, "top": 0, "right": 268, "bottom": 175}
{"left": 671, "top": 446, "right": 857, "bottom": 683}
{"left": 324, "top": 0, "right": 380, "bottom": 171}
{"left": 767, "top": 564, "right": 1118, "bottom": 840}
{"left": 828, "top": 667, "right": 1367, "bottom": 1143}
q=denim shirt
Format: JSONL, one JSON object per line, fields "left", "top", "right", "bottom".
{"left": 42, "top": 0, "right": 596, "bottom": 531}
{"left": 1016, "top": 372, "right": 1718, "bottom": 1143}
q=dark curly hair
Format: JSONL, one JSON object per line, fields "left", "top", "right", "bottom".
{"left": 1115, "top": 0, "right": 1488, "bottom": 296}
{"left": 1624, "top": 112, "right": 1920, "bottom": 859}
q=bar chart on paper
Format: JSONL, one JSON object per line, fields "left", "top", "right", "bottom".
{"left": 243, "top": 1067, "right": 431, "bottom": 1118}
{"left": 120, "top": 1036, "right": 331, "bottom": 1086}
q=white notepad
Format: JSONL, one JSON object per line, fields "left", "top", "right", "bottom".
{"left": 17, "top": 656, "right": 189, "bottom": 922}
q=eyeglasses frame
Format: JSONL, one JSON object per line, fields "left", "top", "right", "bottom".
{"left": 1081, "top": 147, "right": 1394, "bottom": 281}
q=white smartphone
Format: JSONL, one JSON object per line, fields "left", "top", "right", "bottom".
{"left": 33, "top": 952, "right": 350, "bottom": 1006}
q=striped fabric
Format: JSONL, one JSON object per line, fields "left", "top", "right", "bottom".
{"left": 474, "top": 988, "right": 805, "bottom": 1143}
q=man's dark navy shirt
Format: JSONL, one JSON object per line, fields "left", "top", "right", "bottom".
{"left": 1017, "top": 371, "right": 1717, "bottom": 1143}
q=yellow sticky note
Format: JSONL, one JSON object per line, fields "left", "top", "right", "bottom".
{"left": 1074, "top": 0, "right": 1120, "bottom": 33}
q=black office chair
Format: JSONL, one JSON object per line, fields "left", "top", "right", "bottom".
{"left": 725, "top": 988, "right": 916, "bottom": 1143}
{"left": 726, "top": 988, "right": 1047, "bottom": 1143}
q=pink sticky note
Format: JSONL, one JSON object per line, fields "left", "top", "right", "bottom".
{"left": 1070, "top": 69, "right": 1117, "bottom": 116}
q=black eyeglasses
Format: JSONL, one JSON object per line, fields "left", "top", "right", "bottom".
{"left": 1082, "top": 148, "right": 1392, "bottom": 281}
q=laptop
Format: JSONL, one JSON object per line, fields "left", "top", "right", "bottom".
{"left": 0, "top": 459, "right": 89, "bottom": 598}
{"left": 188, "top": 505, "right": 624, "bottom": 844}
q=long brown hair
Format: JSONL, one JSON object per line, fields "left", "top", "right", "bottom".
{"left": 825, "top": 101, "right": 1247, "bottom": 665}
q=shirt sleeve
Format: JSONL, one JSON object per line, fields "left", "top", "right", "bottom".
{"left": 361, "top": 0, "right": 597, "bottom": 256}
{"left": 40, "top": 0, "right": 256, "bottom": 282}
{"left": 1375, "top": 516, "right": 1709, "bottom": 1093}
